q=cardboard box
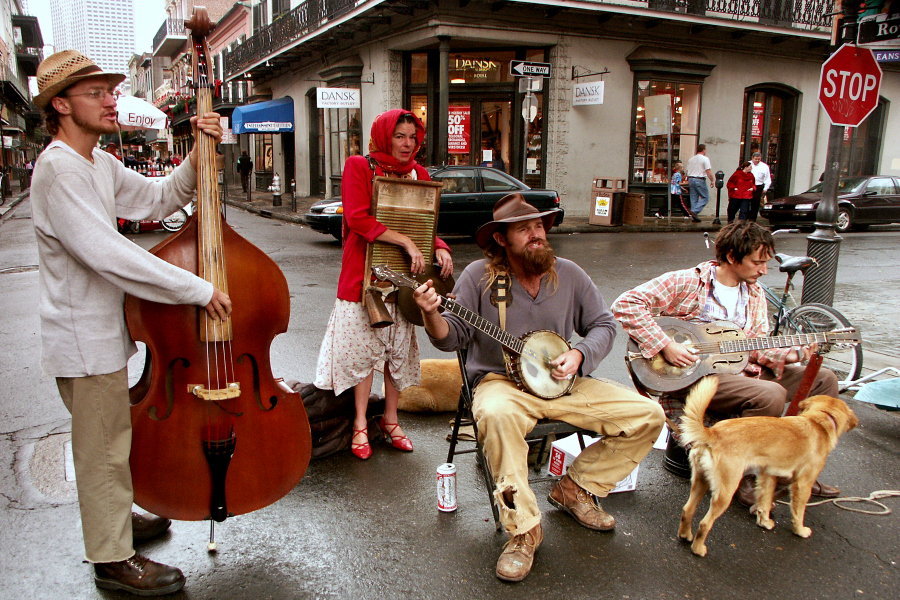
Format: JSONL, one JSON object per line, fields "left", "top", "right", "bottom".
{"left": 546, "top": 433, "right": 639, "bottom": 493}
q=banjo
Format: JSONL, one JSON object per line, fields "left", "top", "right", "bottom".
{"left": 372, "top": 265, "right": 575, "bottom": 399}
{"left": 627, "top": 317, "right": 860, "bottom": 394}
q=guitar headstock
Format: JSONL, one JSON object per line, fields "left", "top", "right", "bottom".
{"left": 824, "top": 327, "right": 861, "bottom": 346}
{"left": 372, "top": 264, "right": 404, "bottom": 287}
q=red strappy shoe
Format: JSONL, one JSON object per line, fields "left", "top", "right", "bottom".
{"left": 379, "top": 417, "right": 413, "bottom": 452}
{"left": 351, "top": 427, "right": 372, "bottom": 460}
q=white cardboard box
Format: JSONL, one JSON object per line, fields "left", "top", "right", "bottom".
{"left": 546, "top": 433, "right": 639, "bottom": 493}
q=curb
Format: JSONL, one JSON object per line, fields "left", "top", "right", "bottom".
{"left": 223, "top": 199, "right": 723, "bottom": 235}
{"left": 0, "top": 190, "right": 30, "bottom": 222}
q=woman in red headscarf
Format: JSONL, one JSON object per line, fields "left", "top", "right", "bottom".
{"left": 315, "top": 109, "right": 453, "bottom": 459}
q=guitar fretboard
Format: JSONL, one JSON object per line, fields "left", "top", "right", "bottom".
{"left": 718, "top": 332, "right": 830, "bottom": 354}
{"left": 373, "top": 266, "right": 524, "bottom": 355}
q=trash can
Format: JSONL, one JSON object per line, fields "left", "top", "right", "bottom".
{"left": 588, "top": 177, "right": 627, "bottom": 227}
{"left": 589, "top": 191, "right": 625, "bottom": 226}
{"left": 622, "top": 193, "right": 646, "bottom": 225}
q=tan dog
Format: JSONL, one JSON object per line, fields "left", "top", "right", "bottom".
{"left": 677, "top": 376, "right": 858, "bottom": 557}
{"left": 396, "top": 359, "right": 462, "bottom": 412}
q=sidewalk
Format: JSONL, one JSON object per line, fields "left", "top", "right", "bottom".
{"left": 220, "top": 182, "right": 724, "bottom": 233}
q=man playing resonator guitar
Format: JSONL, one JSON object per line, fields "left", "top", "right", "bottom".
{"left": 414, "top": 194, "right": 664, "bottom": 583}
{"left": 611, "top": 221, "right": 841, "bottom": 508}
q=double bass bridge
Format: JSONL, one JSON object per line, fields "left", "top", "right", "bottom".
{"left": 188, "top": 383, "right": 241, "bottom": 401}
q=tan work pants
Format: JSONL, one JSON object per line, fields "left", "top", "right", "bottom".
{"left": 57, "top": 368, "right": 135, "bottom": 563}
{"left": 472, "top": 374, "right": 665, "bottom": 535}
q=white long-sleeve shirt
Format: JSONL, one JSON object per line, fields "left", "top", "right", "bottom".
{"left": 751, "top": 161, "right": 772, "bottom": 191}
{"left": 31, "top": 142, "right": 213, "bottom": 377}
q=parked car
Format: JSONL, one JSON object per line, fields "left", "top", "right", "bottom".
{"left": 760, "top": 175, "right": 900, "bottom": 233}
{"left": 304, "top": 166, "right": 564, "bottom": 240}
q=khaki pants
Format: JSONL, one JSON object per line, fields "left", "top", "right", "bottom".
{"left": 710, "top": 365, "right": 839, "bottom": 418}
{"left": 472, "top": 374, "right": 665, "bottom": 535}
{"left": 57, "top": 368, "right": 134, "bottom": 563}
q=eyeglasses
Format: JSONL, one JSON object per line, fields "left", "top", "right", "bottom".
{"left": 64, "top": 89, "right": 117, "bottom": 102}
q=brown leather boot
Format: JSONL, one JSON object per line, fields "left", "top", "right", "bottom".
{"left": 496, "top": 523, "right": 542, "bottom": 582}
{"left": 94, "top": 554, "right": 185, "bottom": 596}
{"left": 131, "top": 512, "right": 172, "bottom": 542}
{"left": 548, "top": 474, "right": 615, "bottom": 531}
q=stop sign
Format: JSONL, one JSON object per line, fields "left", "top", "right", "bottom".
{"left": 818, "top": 44, "right": 883, "bottom": 127}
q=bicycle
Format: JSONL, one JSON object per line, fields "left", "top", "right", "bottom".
{"left": 703, "top": 230, "right": 863, "bottom": 389}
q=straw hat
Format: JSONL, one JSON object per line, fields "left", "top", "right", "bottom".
{"left": 33, "top": 50, "right": 126, "bottom": 109}
{"left": 474, "top": 193, "right": 560, "bottom": 249}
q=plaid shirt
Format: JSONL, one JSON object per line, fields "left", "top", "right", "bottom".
{"left": 612, "top": 261, "right": 791, "bottom": 378}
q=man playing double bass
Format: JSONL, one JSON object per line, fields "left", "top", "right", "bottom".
{"left": 413, "top": 194, "right": 664, "bottom": 583}
{"left": 30, "top": 50, "right": 231, "bottom": 596}
{"left": 611, "top": 220, "right": 840, "bottom": 507}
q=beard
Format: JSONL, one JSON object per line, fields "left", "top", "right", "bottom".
{"left": 509, "top": 238, "right": 555, "bottom": 276}
{"left": 71, "top": 110, "right": 119, "bottom": 136}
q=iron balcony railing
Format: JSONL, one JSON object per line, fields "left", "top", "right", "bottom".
{"left": 225, "top": 0, "right": 834, "bottom": 79}
{"left": 225, "top": 0, "right": 357, "bottom": 78}
{"left": 152, "top": 18, "right": 188, "bottom": 54}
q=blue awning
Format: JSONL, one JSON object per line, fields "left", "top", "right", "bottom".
{"left": 232, "top": 97, "right": 294, "bottom": 134}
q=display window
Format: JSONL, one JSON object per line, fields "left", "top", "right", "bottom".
{"left": 631, "top": 80, "right": 700, "bottom": 184}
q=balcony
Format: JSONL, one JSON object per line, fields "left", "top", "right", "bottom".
{"left": 153, "top": 18, "right": 188, "bottom": 57}
{"left": 12, "top": 15, "right": 44, "bottom": 77}
{"left": 225, "top": 0, "right": 834, "bottom": 81}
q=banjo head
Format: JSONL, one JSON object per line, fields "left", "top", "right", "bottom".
{"left": 514, "top": 330, "right": 574, "bottom": 400}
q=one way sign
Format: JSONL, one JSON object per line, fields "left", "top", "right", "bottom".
{"left": 510, "top": 60, "right": 552, "bottom": 78}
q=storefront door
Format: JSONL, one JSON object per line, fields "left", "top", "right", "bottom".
{"left": 446, "top": 98, "right": 512, "bottom": 172}
{"left": 741, "top": 86, "right": 799, "bottom": 200}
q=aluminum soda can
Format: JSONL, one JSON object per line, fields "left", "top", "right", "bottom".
{"left": 436, "top": 463, "right": 457, "bottom": 512}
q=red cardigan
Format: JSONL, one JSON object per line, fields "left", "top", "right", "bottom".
{"left": 337, "top": 155, "right": 450, "bottom": 302}
{"left": 726, "top": 169, "right": 756, "bottom": 200}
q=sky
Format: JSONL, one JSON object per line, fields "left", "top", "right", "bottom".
{"left": 25, "top": 0, "right": 168, "bottom": 55}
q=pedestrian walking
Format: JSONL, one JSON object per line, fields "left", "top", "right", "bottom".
{"left": 748, "top": 151, "right": 772, "bottom": 222}
{"left": 686, "top": 144, "right": 714, "bottom": 218}
{"left": 237, "top": 150, "right": 253, "bottom": 193}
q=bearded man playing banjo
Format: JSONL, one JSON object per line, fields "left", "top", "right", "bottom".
{"left": 413, "top": 194, "right": 664, "bottom": 583}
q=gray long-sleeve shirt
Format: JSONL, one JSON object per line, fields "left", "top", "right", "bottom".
{"left": 429, "top": 257, "right": 616, "bottom": 387}
{"left": 31, "top": 142, "right": 213, "bottom": 378}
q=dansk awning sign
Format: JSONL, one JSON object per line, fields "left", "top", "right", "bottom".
{"left": 572, "top": 81, "right": 604, "bottom": 106}
{"left": 317, "top": 88, "right": 361, "bottom": 108}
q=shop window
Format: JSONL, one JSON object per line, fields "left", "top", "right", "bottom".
{"left": 411, "top": 94, "right": 428, "bottom": 162}
{"left": 632, "top": 79, "right": 700, "bottom": 184}
{"left": 411, "top": 54, "right": 428, "bottom": 85}
{"left": 255, "top": 133, "right": 273, "bottom": 171}
{"left": 327, "top": 108, "right": 361, "bottom": 178}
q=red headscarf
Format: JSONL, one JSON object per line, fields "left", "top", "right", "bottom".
{"left": 368, "top": 108, "right": 425, "bottom": 175}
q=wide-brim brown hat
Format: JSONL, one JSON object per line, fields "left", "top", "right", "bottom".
{"left": 34, "top": 50, "right": 126, "bottom": 109}
{"left": 475, "top": 192, "right": 560, "bottom": 249}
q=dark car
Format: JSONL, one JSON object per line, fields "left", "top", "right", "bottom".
{"left": 760, "top": 175, "right": 900, "bottom": 233}
{"left": 304, "top": 166, "right": 564, "bottom": 239}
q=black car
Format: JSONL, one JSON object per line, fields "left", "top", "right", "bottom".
{"left": 304, "top": 166, "right": 564, "bottom": 239}
{"left": 760, "top": 175, "right": 900, "bottom": 233}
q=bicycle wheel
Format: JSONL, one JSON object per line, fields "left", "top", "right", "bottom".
{"left": 782, "top": 303, "right": 863, "bottom": 385}
{"left": 161, "top": 208, "right": 188, "bottom": 232}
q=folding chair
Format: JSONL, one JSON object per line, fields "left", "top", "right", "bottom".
{"left": 446, "top": 348, "right": 593, "bottom": 529}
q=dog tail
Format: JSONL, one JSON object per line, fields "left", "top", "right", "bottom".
{"left": 678, "top": 376, "right": 718, "bottom": 448}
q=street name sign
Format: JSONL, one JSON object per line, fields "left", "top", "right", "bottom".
{"left": 510, "top": 60, "right": 552, "bottom": 78}
{"left": 818, "top": 44, "right": 883, "bottom": 127}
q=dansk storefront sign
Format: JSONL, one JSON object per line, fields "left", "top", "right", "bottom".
{"left": 572, "top": 81, "right": 604, "bottom": 106}
{"left": 317, "top": 88, "right": 361, "bottom": 108}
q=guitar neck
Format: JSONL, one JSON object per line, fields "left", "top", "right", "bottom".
{"left": 719, "top": 331, "right": 832, "bottom": 354}
{"left": 377, "top": 268, "right": 523, "bottom": 355}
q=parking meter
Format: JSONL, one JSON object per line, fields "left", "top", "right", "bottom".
{"left": 713, "top": 170, "right": 725, "bottom": 224}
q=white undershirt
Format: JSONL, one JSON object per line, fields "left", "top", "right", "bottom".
{"left": 715, "top": 282, "right": 741, "bottom": 321}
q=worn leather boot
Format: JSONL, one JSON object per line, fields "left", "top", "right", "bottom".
{"left": 736, "top": 474, "right": 757, "bottom": 508}
{"left": 547, "top": 474, "right": 615, "bottom": 531}
{"left": 496, "top": 523, "right": 542, "bottom": 582}
{"left": 131, "top": 512, "right": 172, "bottom": 542}
{"left": 94, "top": 554, "right": 185, "bottom": 596}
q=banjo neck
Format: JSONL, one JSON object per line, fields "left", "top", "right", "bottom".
{"left": 371, "top": 265, "right": 523, "bottom": 355}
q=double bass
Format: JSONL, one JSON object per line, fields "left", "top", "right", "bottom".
{"left": 125, "top": 8, "right": 311, "bottom": 537}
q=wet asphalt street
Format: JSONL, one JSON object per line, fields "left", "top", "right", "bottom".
{"left": 0, "top": 191, "right": 898, "bottom": 600}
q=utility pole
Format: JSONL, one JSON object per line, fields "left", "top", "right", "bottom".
{"left": 801, "top": 0, "right": 861, "bottom": 306}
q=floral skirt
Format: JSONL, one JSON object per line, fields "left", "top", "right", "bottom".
{"left": 314, "top": 298, "right": 420, "bottom": 395}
